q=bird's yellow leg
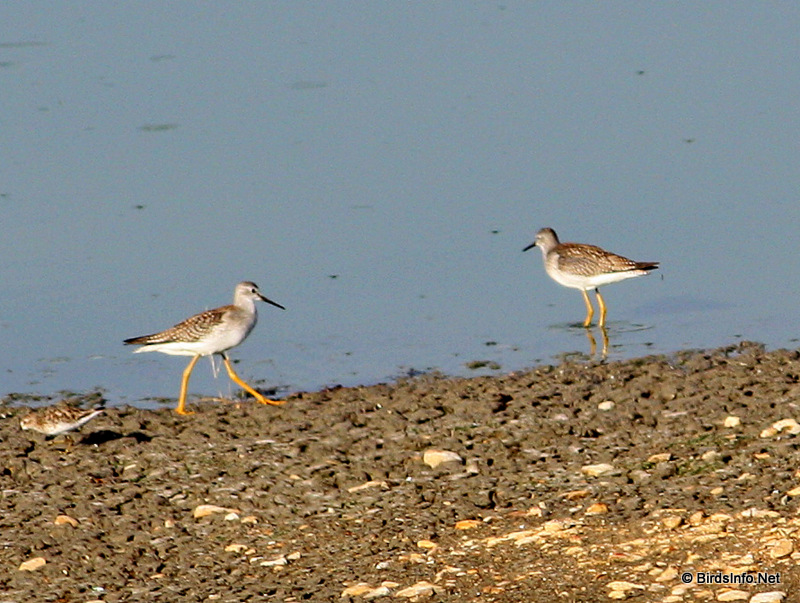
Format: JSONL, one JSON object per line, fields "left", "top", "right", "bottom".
{"left": 222, "top": 355, "right": 285, "bottom": 406}
{"left": 581, "top": 289, "right": 594, "bottom": 328}
{"left": 595, "top": 288, "right": 607, "bottom": 328}
{"left": 176, "top": 355, "right": 200, "bottom": 415}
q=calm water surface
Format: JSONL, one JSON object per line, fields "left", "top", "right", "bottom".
{"left": 2, "top": 4, "right": 800, "bottom": 406}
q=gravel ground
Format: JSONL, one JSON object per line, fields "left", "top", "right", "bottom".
{"left": 2, "top": 342, "right": 799, "bottom": 602}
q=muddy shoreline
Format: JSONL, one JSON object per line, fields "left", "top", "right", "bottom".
{"left": 2, "top": 342, "right": 798, "bottom": 601}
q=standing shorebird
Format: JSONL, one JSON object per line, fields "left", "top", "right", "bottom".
{"left": 20, "top": 405, "right": 105, "bottom": 439}
{"left": 124, "top": 281, "right": 285, "bottom": 415}
{"left": 523, "top": 228, "right": 659, "bottom": 328}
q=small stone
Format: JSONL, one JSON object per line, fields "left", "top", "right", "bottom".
{"left": 773, "top": 418, "right": 800, "bottom": 434}
{"left": 286, "top": 551, "right": 301, "bottom": 561}
{"left": 740, "top": 508, "right": 780, "bottom": 519}
{"left": 454, "top": 519, "right": 481, "bottom": 530}
{"left": 225, "top": 544, "right": 248, "bottom": 553}
{"left": 259, "top": 555, "right": 287, "bottom": 567}
{"left": 241, "top": 515, "right": 258, "bottom": 524}
{"left": 19, "top": 557, "right": 46, "bottom": 572}
{"left": 598, "top": 401, "right": 615, "bottom": 411}
{"left": 193, "top": 504, "right": 239, "bottom": 519}
{"left": 711, "top": 486, "right": 724, "bottom": 496}
{"left": 724, "top": 415, "right": 741, "bottom": 428}
{"left": 701, "top": 450, "right": 719, "bottom": 462}
{"left": 786, "top": 486, "right": 800, "bottom": 497}
{"left": 563, "top": 489, "right": 590, "bottom": 501}
{"left": 341, "top": 583, "right": 374, "bottom": 597}
{"left": 54, "top": 515, "right": 79, "bottom": 528}
{"left": 648, "top": 453, "right": 672, "bottom": 464}
{"left": 347, "top": 480, "right": 388, "bottom": 493}
{"left": 417, "top": 540, "right": 437, "bottom": 550}
{"left": 542, "top": 519, "right": 569, "bottom": 533}
{"left": 364, "top": 586, "right": 391, "bottom": 599}
{"left": 750, "top": 593, "right": 786, "bottom": 603}
{"left": 394, "top": 581, "right": 441, "bottom": 598}
{"left": 769, "top": 539, "right": 793, "bottom": 558}
{"left": 688, "top": 511, "right": 704, "bottom": 526}
{"left": 224, "top": 512, "right": 240, "bottom": 521}
{"left": 716, "top": 590, "right": 749, "bottom": 601}
{"left": 662, "top": 516, "right": 683, "bottom": 530}
{"left": 585, "top": 502, "right": 609, "bottom": 515}
{"left": 581, "top": 463, "right": 615, "bottom": 477}
{"left": 607, "top": 581, "right": 645, "bottom": 592}
{"left": 423, "top": 449, "right": 462, "bottom": 468}
{"left": 655, "top": 567, "right": 679, "bottom": 582}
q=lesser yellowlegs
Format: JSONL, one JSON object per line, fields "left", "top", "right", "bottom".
{"left": 523, "top": 227, "right": 658, "bottom": 328}
{"left": 124, "top": 281, "right": 285, "bottom": 415}
{"left": 20, "top": 405, "right": 105, "bottom": 438}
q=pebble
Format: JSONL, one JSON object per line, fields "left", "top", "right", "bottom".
{"left": 581, "top": 463, "right": 615, "bottom": 477}
{"left": 724, "top": 415, "right": 741, "bottom": 428}
{"left": 394, "top": 581, "right": 442, "bottom": 598}
{"left": 772, "top": 418, "right": 800, "bottom": 434}
{"left": 454, "top": 519, "right": 481, "bottom": 530}
{"left": 364, "top": 586, "right": 391, "bottom": 599}
{"left": 655, "top": 567, "right": 679, "bottom": 582}
{"left": 423, "top": 449, "right": 462, "bottom": 468}
{"left": 785, "top": 486, "right": 800, "bottom": 497}
{"left": 341, "top": 583, "right": 374, "bottom": 597}
{"left": 259, "top": 555, "right": 287, "bottom": 567}
{"left": 769, "top": 539, "right": 793, "bottom": 558}
{"left": 193, "top": 504, "right": 240, "bottom": 519}
{"left": 18, "top": 557, "right": 46, "bottom": 572}
{"left": 662, "top": 516, "right": 683, "bottom": 530}
{"left": 585, "top": 502, "right": 609, "bottom": 515}
{"left": 607, "top": 581, "right": 645, "bottom": 593}
{"left": 598, "top": 401, "right": 615, "bottom": 411}
{"left": 648, "top": 453, "right": 672, "bottom": 464}
{"left": 760, "top": 418, "right": 800, "bottom": 438}
{"left": 688, "top": 511, "right": 705, "bottom": 526}
{"left": 54, "top": 514, "right": 79, "bottom": 528}
{"left": 563, "top": 489, "right": 590, "bottom": 501}
{"left": 716, "top": 590, "right": 748, "bottom": 601}
{"left": 347, "top": 480, "right": 388, "bottom": 493}
{"left": 740, "top": 508, "right": 780, "bottom": 519}
{"left": 749, "top": 593, "right": 786, "bottom": 603}
{"left": 224, "top": 543, "right": 248, "bottom": 553}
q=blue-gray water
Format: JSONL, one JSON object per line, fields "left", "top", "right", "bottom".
{"left": 2, "top": 4, "right": 799, "bottom": 406}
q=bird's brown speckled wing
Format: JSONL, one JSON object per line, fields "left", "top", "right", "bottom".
{"left": 556, "top": 243, "right": 652, "bottom": 277}
{"left": 124, "top": 306, "right": 232, "bottom": 345}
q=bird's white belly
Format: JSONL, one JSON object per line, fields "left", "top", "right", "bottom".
{"left": 546, "top": 265, "right": 643, "bottom": 290}
{"left": 134, "top": 322, "right": 252, "bottom": 357}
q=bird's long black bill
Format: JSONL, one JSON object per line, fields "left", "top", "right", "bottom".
{"left": 522, "top": 242, "right": 536, "bottom": 252}
{"left": 260, "top": 295, "right": 286, "bottom": 310}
